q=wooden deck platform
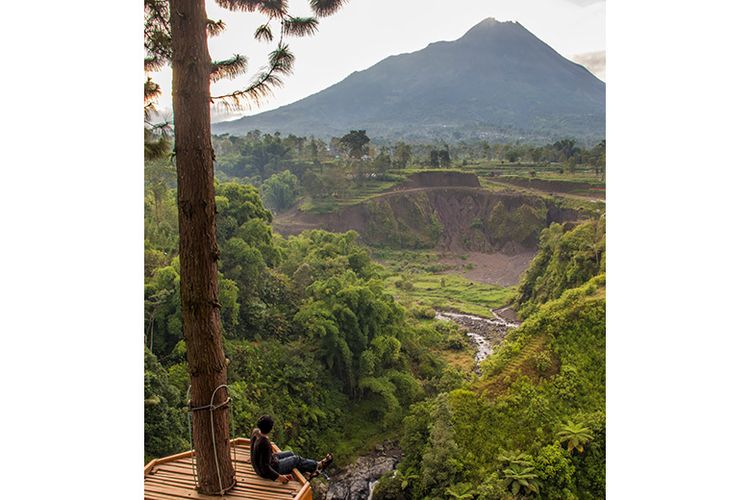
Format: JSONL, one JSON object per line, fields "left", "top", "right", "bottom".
{"left": 144, "top": 438, "right": 312, "bottom": 500}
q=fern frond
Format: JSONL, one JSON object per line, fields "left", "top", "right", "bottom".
{"left": 207, "top": 19, "right": 226, "bottom": 37}
{"left": 254, "top": 23, "right": 273, "bottom": 42}
{"left": 310, "top": 0, "right": 347, "bottom": 17}
{"left": 282, "top": 17, "right": 319, "bottom": 37}
{"left": 210, "top": 54, "right": 248, "bottom": 82}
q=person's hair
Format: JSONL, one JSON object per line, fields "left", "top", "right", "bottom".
{"left": 257, "top": 415, "right": 274, "bottom": 434}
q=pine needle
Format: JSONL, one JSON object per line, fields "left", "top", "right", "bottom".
{"left": 211, "top": 44, "right": 295, "bottom": 111}
{"left": 210, "top": 55, "right": 249, "bottom": 82}
{"left": 282, "top": 17, "right": 319, "bottom": 37}
{"left": 207, "top": 19, "right": 226, "bottom": 37}
{"left": 216, "top": 0, "right": 287, "bottom": 18}
{"left": 255, "top": 24, "right": 273, "bottom": 42}
{"left": 310, "top": 0, "right": 347, "bottom": 17}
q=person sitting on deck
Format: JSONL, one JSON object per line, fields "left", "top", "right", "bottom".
{"left": 249, "top": 415, "right": 333, "bottom": 484}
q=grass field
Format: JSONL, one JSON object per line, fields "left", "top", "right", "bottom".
{"left": 297, "top": 161, "right": 604, "bottom": 214}
{"left": 383, "top": 272, "right": 515, "bottom": 318}
{"left": 299, "top": 176, "right": 405, "bottom": 213}
{"left": 372, "top": 249, "right": 517, "bottom": 317}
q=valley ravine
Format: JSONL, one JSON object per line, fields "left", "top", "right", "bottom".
{"left": 435, "top": 310, "right": 519, "bottom": 372}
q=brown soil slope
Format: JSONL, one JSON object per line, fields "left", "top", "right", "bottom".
{"left": 275, "top": 172, "right": 583, "bottom": 252}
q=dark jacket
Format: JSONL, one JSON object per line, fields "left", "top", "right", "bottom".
{"left": 250, "top": 432, "right": 279, "bottom": 480}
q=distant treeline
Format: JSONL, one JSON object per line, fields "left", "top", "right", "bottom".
{"left": 209, "top": 130, "right": 605, "bottom": 212}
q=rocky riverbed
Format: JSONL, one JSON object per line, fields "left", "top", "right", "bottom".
{"left": 315, "top": 441, "right": 402, "bottom": 500}
{"left": 435, "top": 309, "right": 519, "bottom": 371}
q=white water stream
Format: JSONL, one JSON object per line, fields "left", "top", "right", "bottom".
{"left": 435, "top": 310, "right": 519, "bottom": 368}
{"left": 366, "top": 479, "right": 379, "bottom": 500}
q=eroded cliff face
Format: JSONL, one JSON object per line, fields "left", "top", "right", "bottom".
{"left": 275, "top": 186, "right": 582, "bottom": 252}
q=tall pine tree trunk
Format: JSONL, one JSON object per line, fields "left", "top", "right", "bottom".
{"left": 169, "top": 0, "right": 234, "bottom": 494}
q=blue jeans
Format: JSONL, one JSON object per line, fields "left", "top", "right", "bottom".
{"left": 273, "top": 451, "right": 318, "bottom": 475}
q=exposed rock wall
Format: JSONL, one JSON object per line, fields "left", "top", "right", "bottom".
{"left": 275, "top": 187, "right": 581, "bottom": 252}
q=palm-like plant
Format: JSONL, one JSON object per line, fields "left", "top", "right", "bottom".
{"left": 557, "top": 421, "right": 594, "bottom": 455}
{"left": 395, "top": 467, "right": 419, "bottom": 491}
{"left": 446, "top": 484, "right": 476, "bottom": 499}
{"left": 501, "top": 462, "right": 541, "bottom": 497}
{"left": 498, "top": 449, "right": 533, "bottom": 467}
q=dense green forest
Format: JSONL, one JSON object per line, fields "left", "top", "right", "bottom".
{"left": 144, "top": 134, "right": 605, "bottom": 498}
{"left": 144, "top": 163, "right": 473, "bottom": 463}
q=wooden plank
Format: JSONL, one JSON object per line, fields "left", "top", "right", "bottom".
{"left": 145, "top": 458, "right": 159, "bottom": 475}
{"left": 145, "top": 483, "right": 293, "bottom": 500}
{"left": 292, "top": 483, "right": 312, "bottom": 500}
{"left": 144, "top": 484, "right": 294, "bottom": 499}
{"left": 157, "top": 459, "right": 298, "bottom": 484}
{"left": 147, "top": 468, "right": 301, "bottom": 492}
{"left": 154, "top": 461, "right": 290, "bottom": 483}
{"left": 148, "top": 475, "right": 298, "bottom": 497}
{"left": 145, "top": 482, "right": 289, "bottom": 500}
{"left": 145, "top": 437, "right": 248, "bottom": 474}
{"left": 148, "top": 471, "right": 301, "bottom": 493}
{"left": 169, "top": 454, "right": 251, "bottom": 468}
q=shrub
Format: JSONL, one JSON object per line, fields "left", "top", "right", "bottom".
{"left": 412, "top": 305, "right": 437, "bottom": 320}
{"left": 371, "top": 472, "right": 408, "bottom": 500}
{"left": 395, "top": 277, "right": 415, "bottom": 291}
{"left": 534, "top": 444, "right": 576, "bottom": 500}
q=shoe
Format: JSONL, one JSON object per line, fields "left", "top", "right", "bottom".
{"left": 308, "top": 453, "right": 333, "bottom": 480}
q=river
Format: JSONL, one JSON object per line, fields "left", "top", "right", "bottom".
{"left": 435, "top": 309, "right": 519, "bottom": 371}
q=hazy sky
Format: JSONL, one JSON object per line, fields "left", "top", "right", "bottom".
{"left": 149, "top": 0, "right": 605, "bottom": 121}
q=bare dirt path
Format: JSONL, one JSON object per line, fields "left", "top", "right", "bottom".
{"left": 483, "top": 178, "right": 606, "bottom": 204}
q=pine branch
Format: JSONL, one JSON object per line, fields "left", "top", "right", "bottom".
{"left": 145, "top": 78, "right": 161, "bottom": 103}
{"left": 254, "top": 23, "right": 273, "bottom": 42}
{"left": 207, "top": 19, "right": 226, "bottom": 37}
{"left": 268, "top": 43, "right": 295, "bottom": 75}
{"left": 144, "top": 57, "right": 162, "bottom": 73}
{"left": 258, "top": 0, "right": 288, "bottom": 18}
{"left": 216, "top": 0, "right": 288, "bottom": 18}
{"left": 144, "top": 128, "right": 172, "bottom": 160}
{"left": 210, "top": 54, "right": 248, "bottom": 82}
{"left": 145, "top": 78, "right": 161, "bottom": 119}
{"left": 144, "top": 0, "right": 171, "bottom": 63}
{"left": 211, "top": 43, "right": 294, "bottom": 110}
{"left": 282, "top": 17, "right": 319, "bottom": 37}
{"left": 144, "top": 119, "right": 172, "bottom": 160}
{"left": 310, "top": 0, "right": 347, "bottom": 17}
{"left": 145, "top": 102, "right": 157, "bottom": 121}
{"left": 214, "top": 0, "right": 263, "bottom": 11}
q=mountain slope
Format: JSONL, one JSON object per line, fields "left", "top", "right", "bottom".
{"left": 213, "top": 18, "right": 605, "bottom": 142}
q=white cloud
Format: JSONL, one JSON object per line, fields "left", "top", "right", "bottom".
{"left": 565, "top": 0, "right": 605, "bottom": 6}
{"left": 572, "top": 50, "right": 606, "bottom": 80}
